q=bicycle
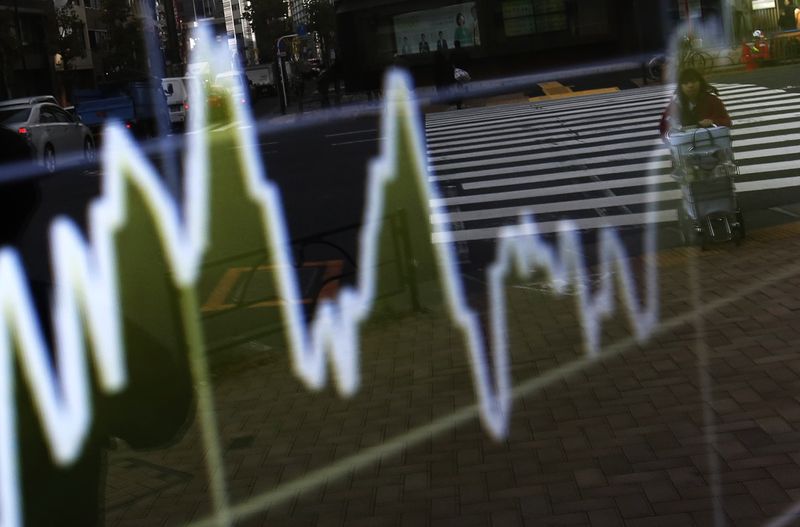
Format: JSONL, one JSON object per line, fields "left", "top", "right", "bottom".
{"left": 646, "top": 36, "right": 715, "bottom": 82}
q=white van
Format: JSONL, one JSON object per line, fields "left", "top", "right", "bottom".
{"left": 161, "top": 77, "right": 191, "bottom": 128}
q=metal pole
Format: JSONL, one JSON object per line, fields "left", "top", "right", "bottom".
{"left": 277, "top": 33, "right": 297, "bottom": 113}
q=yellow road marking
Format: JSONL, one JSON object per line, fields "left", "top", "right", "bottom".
{"left": 529, "top": 86, "right": 620, "bottom": 102}
{"left": 202, "top": 260, "right": 345, "bottom": 313}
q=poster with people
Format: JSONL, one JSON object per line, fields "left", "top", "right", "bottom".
{"left": 393, "top": 2, "right": 480, "bottom": 55}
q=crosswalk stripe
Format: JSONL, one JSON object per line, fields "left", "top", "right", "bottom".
{"left": 431, "top": 210, "right": 677, "bottom": 243}
{"left": 427, "top": 96, "right": 800, "bottom": 145}
{"left": 425, "top": 86, "right": 791, "bottom": 133}
{"left": 425, "top": 82, "right": 800, "bottom": 244}
{"left": 424, "top": 84, "right": 772, "bottom": 127}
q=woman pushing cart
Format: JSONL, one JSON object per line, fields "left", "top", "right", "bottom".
{"left": 660, "top": 68, "right": 744, "bottom": 248}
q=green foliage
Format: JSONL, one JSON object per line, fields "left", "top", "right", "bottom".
{"left": 243, "top": 0, "right": 293, "bottom": 63}
{"left": 306, "top": 0, "right": 336, "bottom": 40}
{"left": 99, "top": 0, "right": 147, "bottom": 81}
{"left": 55, "top": 3, "right": 86, "bottom": 71}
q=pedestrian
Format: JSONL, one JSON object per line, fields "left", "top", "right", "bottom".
{"left": 659, "top": 68, "right": 732, "bottom": 139}
{"left": 450, "top": 40, "right": 471, "bottom": 109}
{"left": 292, "top": 58, "right": 310, "bottom": 113}
{"left": 779, "top": 0, "right": 798, "bottom": 30}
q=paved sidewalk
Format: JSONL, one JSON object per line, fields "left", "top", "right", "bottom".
{"left": 101, "top": 218, "right": 800, "bottom": 527}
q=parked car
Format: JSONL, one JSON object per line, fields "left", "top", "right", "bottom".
{"left": 0, "top": 95, "right": 58, "bottom": 109}
{"left": 0, "top": 101, "right": 95, "bottom": 174}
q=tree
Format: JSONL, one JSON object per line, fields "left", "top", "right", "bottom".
{"left": 55, "top": 2, "right": 86, "bottom": 71}
{"left": 306, "top": 0, "right": 337, "bottom": 65}
{"left": 0, "top": 9, "right": 20, "bottom": 98}
{"left": 243, "top": 0, "right": 293, "bottom": 63}
{"left": 306, "top": 0, "right": 336, "bottom": 39}
{"left": 99, "top": 0, "right": 147, "bottom": 82}
{"left": 55, "top": 2, "right": 86, "bottom": 101}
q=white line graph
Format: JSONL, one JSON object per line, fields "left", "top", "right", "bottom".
{"left": 0, "top": 31, "right": 660, "bottom": 526}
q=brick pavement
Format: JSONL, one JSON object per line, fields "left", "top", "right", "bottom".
{"left": 102, "top": 221, "right": 800, "bottom": 527}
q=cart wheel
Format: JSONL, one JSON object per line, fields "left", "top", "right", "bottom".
{"left": 736, "top": 210, "right": 746, "bottom": 239}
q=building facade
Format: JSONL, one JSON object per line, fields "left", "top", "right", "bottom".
{"left": 0, "top": 0, "right": 57, "bottom": 98}
{"left": 335, "top": 0, "right": 728, "bottom": 91}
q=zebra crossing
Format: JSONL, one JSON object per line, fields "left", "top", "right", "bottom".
{"left": 424, "top": 83, "right": 800, "bottom": 244}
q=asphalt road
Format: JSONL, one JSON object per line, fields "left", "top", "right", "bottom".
{"left": 2, "top": 62, "right": 798, "bottom": 353}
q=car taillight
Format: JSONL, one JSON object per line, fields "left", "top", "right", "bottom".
{"left": 184, "top": 103, "right": 190, "bottom": 110}
{"left": 18, "top": 127, "right": 28, "bottom": 135}
{"left": 125, "top": 122, "right": 133, "bottom": 129}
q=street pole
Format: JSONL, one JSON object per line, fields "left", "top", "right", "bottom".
{"left": 276, "top": 33, "right": 297, "bottom": 114}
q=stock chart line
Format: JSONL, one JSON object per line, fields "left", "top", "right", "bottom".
{"left": 0, "top": 33, "right": 659, "bottom": 527}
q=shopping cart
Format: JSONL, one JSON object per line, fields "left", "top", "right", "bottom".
{"left": 667, "top": 126, "right": 745, "bottom": 248}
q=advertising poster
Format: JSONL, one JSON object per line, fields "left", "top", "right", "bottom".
{"left": 393, "top": 2, "right": 479, "bottom": 55}
{"left": 751, "top": 0, "right": 775, "bottom": 8}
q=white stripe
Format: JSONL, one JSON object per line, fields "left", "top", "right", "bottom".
{"left": 424, "top": 85, "right": 774, "bottom": 128}
{"left": 431, "top": 210, "right": 676, "bottom": 243}
{"left": 434, "top": 137, "right": 797, "bottom": 183}
{"left": 425, "top": 86, "right": 788, "bottom": 133}
{"left": 428, "top": 116, "right": 800, "bottom": 158}
{"left": 325, "top": 128, "right": 377, "bottom": 137}
{"left": 430, "top": 173, "right": 800, "bottom": 243}
{"left": 458, "top": 161, "right": 672, "bottom": 192}
{"left": 433, "top": 138, "right": 664, "bottom": 170}
{"left": 425, "top": 89, "right": 799, "bottom": 142}
{"left": 429, "top": 123, "right": 800, "bottom": 162}
{"left": 431, "top": 188, "right": 680, "bottom": 224}
{"left": 427, "top": 107, "right": 800, "bottom": 150}
{"left": 426, "top": 101, "right": 798, "bottom": 146}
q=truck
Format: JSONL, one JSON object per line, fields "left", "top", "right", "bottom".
{"left": 73, "top": 80, "right": 170, "bottom": 140}
{"left": 245, "top": 64, "right": 276, "bottom": 99}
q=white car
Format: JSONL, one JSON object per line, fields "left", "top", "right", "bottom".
{"left": 0, "top": 100, "right": 95, "bottom": 173}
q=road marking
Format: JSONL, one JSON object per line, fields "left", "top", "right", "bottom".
{"left": 325, "top": 128, "right": 378, "bottom": 137}
{"left": 431, "top": 210, "right": 676, "bottom": 243}
{"left": 201, "top": 260, "right": 344, "bottom": 313}
{"left": 331, "top": 137, "right": 384, "bottom": 146}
